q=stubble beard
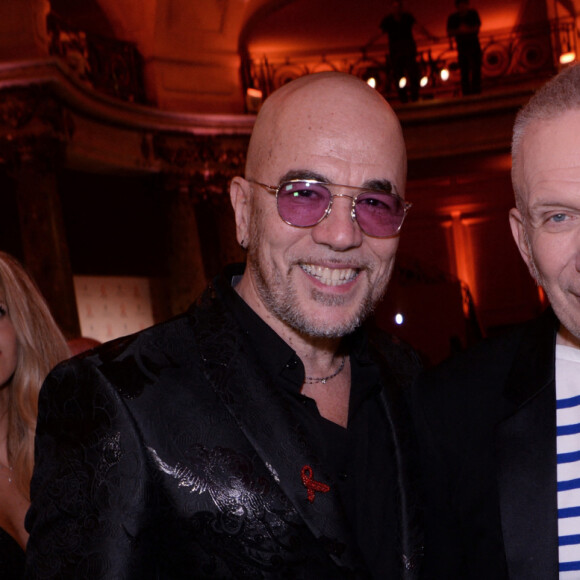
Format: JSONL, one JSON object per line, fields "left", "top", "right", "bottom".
{"left": 247, "top": 233, "right": 391, "bottom": 339}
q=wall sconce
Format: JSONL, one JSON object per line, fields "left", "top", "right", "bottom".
{"left": 560, "top": 51, "right": 576, "bottom": 65}
{"left": 366, "top": 77, "right": 377, "bottom": 88}
{"left": 420, "top": 75, "right": 429, "bottom": 88}
{"left": 398, "top": 76, "right": 407, "bottom": 89}
{"left": 440, "top": 68, "right": 450, "bottom": 82}
{"left": 246, "top": 88, "right": 263, "bottom": 113}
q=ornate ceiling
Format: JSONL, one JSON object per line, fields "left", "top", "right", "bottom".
{"left": 41, "top": 0, "right": 576, "bottom": 113}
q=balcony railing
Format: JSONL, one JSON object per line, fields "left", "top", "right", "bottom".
{"left": 46, "top": 12, "right": 147, "bottom": 105}
{"left": 243, "top": 17, "right": 574, "bottom": 106}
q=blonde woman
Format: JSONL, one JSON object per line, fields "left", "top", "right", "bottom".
{"left": 0, "top": 252, "right": 69, "bottom": 575}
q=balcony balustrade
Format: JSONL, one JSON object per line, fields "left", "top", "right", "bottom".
{"left": 243, "top": 17, "right": 574, "bottom": 106}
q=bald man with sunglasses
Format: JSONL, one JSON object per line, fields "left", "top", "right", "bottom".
{"left": 25, "top": 72, "right": 422, "bottom": 579}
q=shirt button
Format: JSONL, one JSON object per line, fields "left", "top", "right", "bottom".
{"left": 339, "top": 472, "right": 348, "bottom": 481}
{"left": 286, "top": 358, "right": 298, "bottom": 369}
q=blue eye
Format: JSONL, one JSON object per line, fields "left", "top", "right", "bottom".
{"left": 550, "top": 213, "right": 568, "bottom": 222}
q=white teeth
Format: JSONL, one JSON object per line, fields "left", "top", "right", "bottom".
{"left": 300, "top": 264, "right": 358, "bottom": 286}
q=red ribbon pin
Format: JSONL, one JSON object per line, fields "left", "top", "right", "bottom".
{"left": 301, "top": 465, "right": 330, "bottom": 503}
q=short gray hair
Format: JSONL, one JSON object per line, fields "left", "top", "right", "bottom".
{"left": 512, "top": 64, "right": 580, "bottom": 209}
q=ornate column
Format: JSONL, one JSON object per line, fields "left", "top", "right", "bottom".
{"left": 146, "top": 133, "right": 247, "bottom": 317}
{"left": 0, "top": 85, "right": 80, "bottom": 338}
{"left": 163, "top": 183, "right": 207, "bottom": 317}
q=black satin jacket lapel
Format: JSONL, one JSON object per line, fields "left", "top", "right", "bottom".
{"left": 189, "top": 282, "right": 364, "bottom": 572}
{"left": 495, "top": 309, "right": 559, "bottom": 579}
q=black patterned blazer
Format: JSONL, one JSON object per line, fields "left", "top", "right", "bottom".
{"left": 25, "top": 273, "right": 423, "bottom": 579}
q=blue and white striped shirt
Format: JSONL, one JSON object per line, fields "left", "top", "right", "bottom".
{"left": 557, "top": 344, "right": 580, "bottom": 578}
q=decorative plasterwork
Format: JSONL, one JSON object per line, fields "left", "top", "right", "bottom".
{"left": 144, "top": 132, "right": 247, "bottom": 201}
{"left": 0, "top": 58, "right": 253, "bottom": 195}
{"left": 0, "top": 84, "right": 72, "bottom": 170}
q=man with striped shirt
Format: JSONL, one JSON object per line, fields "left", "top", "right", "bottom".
{"left": 414, "top": 63, "right": 580, "bottom": 579}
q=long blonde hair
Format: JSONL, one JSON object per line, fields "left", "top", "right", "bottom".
{"left": 0, "top": 252, "right": 70, "bottom": 499}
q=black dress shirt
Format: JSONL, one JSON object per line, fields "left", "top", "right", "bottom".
{"left": 222, "top": 274, "right": 401, "bottom": 578}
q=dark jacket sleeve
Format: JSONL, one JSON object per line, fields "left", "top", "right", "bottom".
{"left": 411, "top": 335, "right": 516, "bottom": 579}
{"left": 25, "top": 357, "right": 154, "bottom": 579}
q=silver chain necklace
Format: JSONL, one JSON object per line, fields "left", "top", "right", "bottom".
{"left": 304, "top": 355, "right": 346, "bottom": 385}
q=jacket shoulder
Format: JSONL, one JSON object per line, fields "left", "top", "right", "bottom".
{"left": 49, "top": 312, "right": 196, "bottom": 400}
{"left": 415, "top": 311, "right": 557, "bottom": 418}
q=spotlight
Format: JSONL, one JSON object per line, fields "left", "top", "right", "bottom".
{"left": 394, "top": 313, "right": 404, "bottom": 325}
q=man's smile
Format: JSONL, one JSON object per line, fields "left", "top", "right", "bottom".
{"left": 299, "top": 264, "right": 359, "bottom": 286}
